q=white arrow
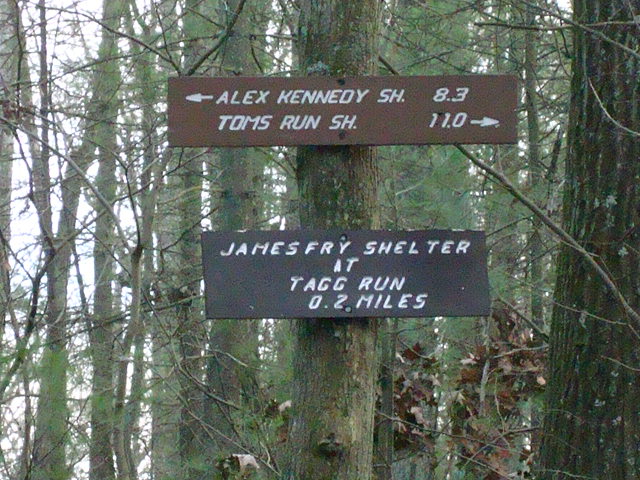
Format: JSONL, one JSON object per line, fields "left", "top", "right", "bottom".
{"left": 186, "top": 93, "right": 214, "bottom": 103}
{"left": 470, "top": 117, "right": 500, "bottom": 127}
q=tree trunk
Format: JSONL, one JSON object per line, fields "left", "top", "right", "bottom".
{"left": 88, "top": 1, "right": 127, "bottom": 478}
{"left": 0, "top": 0, "right": 17, "bottom": 349}
{"left": 375, "top": 319, "right": 396, "bottom": 480}
{"left": 538, "top": 1, "right": 640, "bottom": 478}
{"left": 175, "top": 2, "right": 210, "bottom": 477}
{"left": 286, "top": 2, "right": 382, "bottom": 479}
{"left": 31, "top": 2, "right": 69, "bottom": 478}
{"left": 524, "top": 2, "right": 544, "bottom": 326}
{"left": 204, "top": 0, "right": 261, "bottom": 462}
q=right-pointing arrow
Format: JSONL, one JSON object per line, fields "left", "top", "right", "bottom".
{"left": 470, "top": 117, "right": 500, "bottom": 127}
{"left": 186, "top": 93, "right": 214, "bottom": 103}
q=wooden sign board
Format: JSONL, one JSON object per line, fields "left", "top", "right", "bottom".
{"left": 201, "top": 229, "right": 490, "bottom": 319}
{"left": 168, "top": 75, "right": 517, "bottom": 147}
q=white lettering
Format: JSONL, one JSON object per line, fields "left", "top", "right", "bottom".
{"left": 374, "top": 277, "right": 389, "bottom": 291}
{"left": 255, "top": 90, "right": 270, "bottom": 103}
{"left": 218, "top": 115, "right": 273, "bottom": 131}
{"left": 279, "top": 115, "right": 321, "bottom": 130}
{"left": 333, "top": 259, "right": 342, "bottom": 273}
{"left": 456, "top": 240, "right": 471, "bottom": 254}
{"left": 398, "top": 293, "right": 413, "bottom": 309}
{"left": 345, "top": 257, "right": 359, "bottom": 272}
{"left": 414, "top": 294, "right": 428, "bottom": 309}
{"left": 374, "top": 295, "right": 384, "bottom": 309}
{"left": 334, "top": 277, "right": 347, "bottom": 291}
{"left": 276, "top": 89, "right": 370, "bottom": 104}
{"left": 339, "top": 241, "right": 351, "bottom": 254}
{"left": 230, "top": 91, "right": 241, "bottom": 104}
{"left": 270, "top": 241, "right": 284, "bottom": 255}
{"left": 309, "top": 295, "right": 322, "bottom": 309}
{"left": 257, "top": 116, "right": 272, "bottom": 130}
{"left": 277, "top": 90, "right": 293, "bottom": 104}
{"left": 320, "top": 241, "right": 334, "bottom": 255}
{"left": 218, "top": 115, "right": 233, "bottom": 130}
{"left": 251, "top": 242, "right": 269, "bottom": 255}
{"left": 317, "top": 277, "right": 332, "bottom": 292}
{"left": 303, "top": 278, "right": 317, "bottom": 292}
{"left": 334, "top": 294, "right": 348, "bottom": 309}
{"left": 305, "top": 241, "right": 319, "bottom": 254}
{"left": 219, "top": 242, "right": 235, "bottom": 256}
{"left": 216, "top": 91, "right": 230, "bottom": 104}
{"left": 362, "top": 240, "right": 420, "bottom": 255}
{"left": 329, "top": 114, "right": 357, "bottom": 130}
{"left": 393, "top": 241, "right": 407, "bottom": 254}
{"left": 359, "top": 276, "right": 373, "bottom": 290}
{"left": 383, "top": 295, "right": 393, "bottom": 309}
{"left": 377, "top": 88, "right": 405, "bottom": 103}
{"left": 339, "top": 90, "right": 355, "bottom": 103}
{"left": 378, "top": 241, "right": 393, "bottom": 254}
{"left": 357, "top": 294, "right": 374, "bottom": 309}
{"left": 229, "top": 116, "right": 245, "bottom": 130}
{"left": 427, "top": 240, "right": 440, "bottom": 253}
{"left": 235, "top": 89, "right": 270, "bottom": 105}
{"left": 286, "top": 242, "right": 299, "bottom": 255}
{"left": 441, "top": 240, "right": 455, "bottom": 254}
{"left": 242, "top": 90, "right": 257, "bottom": 104}
{"left": 363, "top": 241, "right": 376, "bottom": 255}
{"left": 290, "top": 276, "right": 304, "bottom": 291}
{"left": 290, "top": 90, "right": 304, "bottom": 103}
{"left": 389, "top": 277, "right": 406, "bottom": 291}
{"left": 356, "top": 89, "right": 370, "bottom": 103}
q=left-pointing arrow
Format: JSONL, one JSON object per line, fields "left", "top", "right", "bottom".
{"left": 186, "top": 93, "right": 214, "bottom": 103}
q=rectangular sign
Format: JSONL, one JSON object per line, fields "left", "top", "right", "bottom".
{"left": 168, "top": 75, "right": 517, "bottom": 147}
{"left": 201, "top": 229, "right": 490, "bottom": 319}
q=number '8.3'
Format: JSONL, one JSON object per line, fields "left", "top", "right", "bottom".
{"left": 432, "top": 87, "right": 469, "bottom": 102}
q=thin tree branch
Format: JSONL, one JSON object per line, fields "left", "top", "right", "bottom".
{"left": 496, "top": 297, "right": 549, "bottom": 342}
{"left": 183, "top": 0, "right": 248, "bottom": 76}
{"left": 1, "top": 115, "right": 130, "bottom": 250}
{"left": 475, "top": 21, "right": 637, "bottom": 31}
{"left": 377, "top": 53, "right": 639, "bottom": 331}
{"left": 588, "top": 79, "right": 640, "bottom": 137}
{"left": 47, "top": 6, "right": 182, "bottom": 73}
{"left": 455, "top": 145, "right": 640, "bottom": 332}
{"left": 520, "top": 0, "right": 640, "bottom": 61}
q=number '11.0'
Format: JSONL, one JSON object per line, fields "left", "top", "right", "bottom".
{"left": 429, "top": 112, "right": 468, "bottom": 128}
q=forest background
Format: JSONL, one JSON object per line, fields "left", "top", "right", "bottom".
{"left": 0, "top": 0, "right": 638, "bottom": 479}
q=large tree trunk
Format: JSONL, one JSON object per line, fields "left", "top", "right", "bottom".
{"left": 538, "top": 1, "right": 640, "bottom": 478}
{"left": 286, "top": 2, "right": 383, "bottom": 479}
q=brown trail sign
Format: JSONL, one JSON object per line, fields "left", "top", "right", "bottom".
{"left": 168, "top": 75, "right": 517, "bottom": 147}
{"left": 201, "top": 229, "right": 490, "bottom": 319}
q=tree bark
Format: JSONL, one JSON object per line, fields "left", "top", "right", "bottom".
{"left": 286, "top": 2, "right": 383, "bottom": 479}
{"left": 88, "top": 1, "right": 127, "bottom": 479}
{"left": 538, "top": 1, "right": 640, "bottom": 478}
{"left": 524, "top": 2, "right": 544, "bottom": 326}
{"left": 175, "top": 2, "right": 210, "bottom": 477}
{"left": 31, "top": 2, "right": 69, "bottom": 478}
{"left": 204, "top": 0, "right": 261, "bottom": 462}
{"left": 0, "top": 0, "right": 17, "bottom": 349}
